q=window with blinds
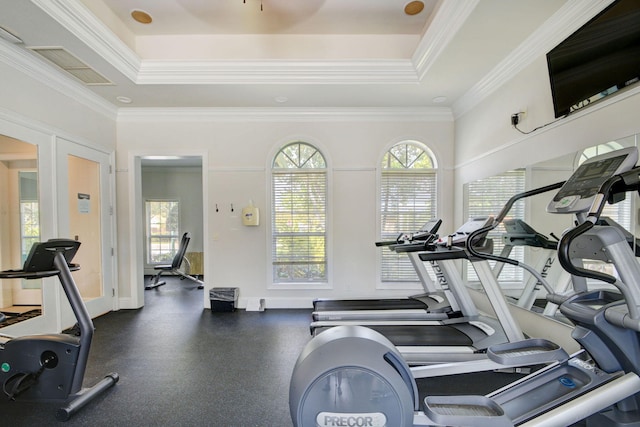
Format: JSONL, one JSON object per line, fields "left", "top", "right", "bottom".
{"left": 465, "top": 169, "right": 526, "bottom": 283}
{"left": 272, "top": 142, "right": 327, "bottom": 283}
{"left": 380, "top": 141, "right": 437, "bottom": 282}
{"left": 146, "top": 199, "right": 180, "bottom": 264}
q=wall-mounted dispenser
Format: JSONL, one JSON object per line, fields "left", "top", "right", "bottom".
{"left": 242, "top": 200, "right": 259, "bottom": 226}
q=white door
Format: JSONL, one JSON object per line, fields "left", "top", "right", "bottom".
{"left": 56, "top": 139, "right": 115, "bottom": 318}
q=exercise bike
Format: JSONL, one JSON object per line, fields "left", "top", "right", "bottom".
{"left": 0, "top": 239, "right": 118, "bottom": 421}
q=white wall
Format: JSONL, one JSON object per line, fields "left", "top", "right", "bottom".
{"left": 116, "top": 114, "right": 455, "bottom": 308}
{"left": 0, "top": 63, "right": 116, "bottom": 152}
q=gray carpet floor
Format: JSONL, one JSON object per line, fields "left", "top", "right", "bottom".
{"left": 1, "top": 277, "right": 310, "bottom": 426}
{"left": 1, "top": 277, "right": 561, "bottom": 426}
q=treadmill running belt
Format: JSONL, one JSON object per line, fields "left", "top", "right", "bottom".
{"left": 314, "top": 298, "right": 429, "bottom": 311}
{"left": 315, "top": 325, "right": 473, "bottom": 347}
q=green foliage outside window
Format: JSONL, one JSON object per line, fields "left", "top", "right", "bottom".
{"left": 272, "top": 142, "right": 327, "bottom": 283}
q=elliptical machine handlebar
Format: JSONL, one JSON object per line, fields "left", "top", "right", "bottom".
{"left": 464, "top": 181, "right": 566, "bottom": 295}
{"left": 466, "top": 181, "right": 565, "bottom": 264}
{"left": 557, "top": 167, "right": 640, "bottom": 328}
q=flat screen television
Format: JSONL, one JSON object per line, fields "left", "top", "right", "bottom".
{"left": 546, "top": 0, "right": 640, "bottom": 118}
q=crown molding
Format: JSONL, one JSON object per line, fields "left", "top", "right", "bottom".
{"left": 412, "top": 0, "right": 480, "bottom": 80}
{"left": 137, "top": 59, "right": 418, "bottom": 85}
{"left": 0, "top": 39, "right": 117, "bottom": 120}
{"left": 117, "top": 107, "right": 454, "bottom": 123}
{"left": 32, "top": 0, "right": 420, "bottom": 85}
{"left": 453, "top": 0, "right": 614, "bottom": 119}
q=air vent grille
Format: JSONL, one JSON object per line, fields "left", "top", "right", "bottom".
{"left": 29, "top": 47, "right": 112, "bottom": 85}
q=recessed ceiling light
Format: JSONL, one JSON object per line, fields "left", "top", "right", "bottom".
{"left": 116, "top": 96, "right": 132, "bottom": 104}
{"left": 404, "top": 1, "right": 425, "bottom": 16}
{"left": 432, "top": 96, "right": 447, "bottom": 104}
{"left": 275, "top": 96, "right": 289, "bottom": 103}
{"left": 131, "top": 10, "right": 152, "bottom": 24}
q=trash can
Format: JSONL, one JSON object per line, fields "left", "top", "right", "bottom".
{"left": 210, "top": 287, "right": 239, "bottom": 312}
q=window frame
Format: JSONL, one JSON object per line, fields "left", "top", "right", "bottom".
{"left": 145, "top": 198, "right": 181, "bottom": 265}
{"left": 377, "top": 141, "right": 438, "bottom": 289}
{"left": 268, "top": 141, "right": 331, "bottom": 289}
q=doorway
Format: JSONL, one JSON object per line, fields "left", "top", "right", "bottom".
{"left": 133, "top": 155, "right": 206, "bottom": 306}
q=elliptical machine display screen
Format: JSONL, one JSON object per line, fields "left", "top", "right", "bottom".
{"left": 547, "top": 147, "right": 638, "bottom": 214}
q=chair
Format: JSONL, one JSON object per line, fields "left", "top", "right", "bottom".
{"left": 145, "top": 232, "right": 205, "bottom": 290}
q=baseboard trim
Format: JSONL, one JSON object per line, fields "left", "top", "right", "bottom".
{"left": 236, "top": 297, "right": 313, "bottom": 309}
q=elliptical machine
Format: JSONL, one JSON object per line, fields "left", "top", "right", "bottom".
{"left": 289, "top": 147, "right": 640, "bottom": 426}
{"left": 0, "top": 239, "right": 119, "bottom": 421}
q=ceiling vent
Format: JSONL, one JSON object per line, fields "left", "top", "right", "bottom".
{"left": 28, "top": 47, "right": 112, "bottom": 85}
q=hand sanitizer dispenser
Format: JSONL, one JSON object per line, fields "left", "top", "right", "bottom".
{"left": 242, "top": 200, "right": 259, "bottom": 226}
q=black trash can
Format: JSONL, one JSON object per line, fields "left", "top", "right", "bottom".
{"left": 210, "top": 287, "right": 239, "bottom": 312}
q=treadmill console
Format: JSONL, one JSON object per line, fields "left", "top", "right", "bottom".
{"left": 409, "top": 219, "right": 442, "bottom": 241}
{"left": 376, "top": 219, "right": 442, "bottom": 247}
{"left": 547, "top": 147, "right": 638, "bottom": 214}
{"left": 437, "top": 216, "right": 494, "bottom": 246}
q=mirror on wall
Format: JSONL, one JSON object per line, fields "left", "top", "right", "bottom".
{"left": 462, "top": 134, "right": 639, "bottom": 322}
{"left": 0, "top": 135, "right": 41, "bottom": 327}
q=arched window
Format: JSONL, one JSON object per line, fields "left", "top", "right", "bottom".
{"left": 272, "top": 142, "right": 327, "bottom": 283}
{"left": 380, "top": 141, "right": 437, "bottom": 282}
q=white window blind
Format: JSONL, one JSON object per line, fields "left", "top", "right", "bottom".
{"left": 272, "top": 142, "right": 327, "bottom": 283}
{"left": 380, "top": 142, "right": 437, "bottom": 282}
{"left": 146, "top": 200, "right": 180, "bottom": 264}
{"left": 466, "top": 169, "right": 526, "bottom": 282}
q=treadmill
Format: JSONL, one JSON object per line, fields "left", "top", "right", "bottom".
{"left": 311, "top": 217, "right": 494, "bottom": 323}
{"left": 311, "top": 216, "right": 532, "bottom": 365}
{"left": 312, "top": 219, "right": 446, "bottom": 315}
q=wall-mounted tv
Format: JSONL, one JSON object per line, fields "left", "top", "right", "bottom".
{"left": 546, "top": 0, "right": 640, "bottom": 118}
